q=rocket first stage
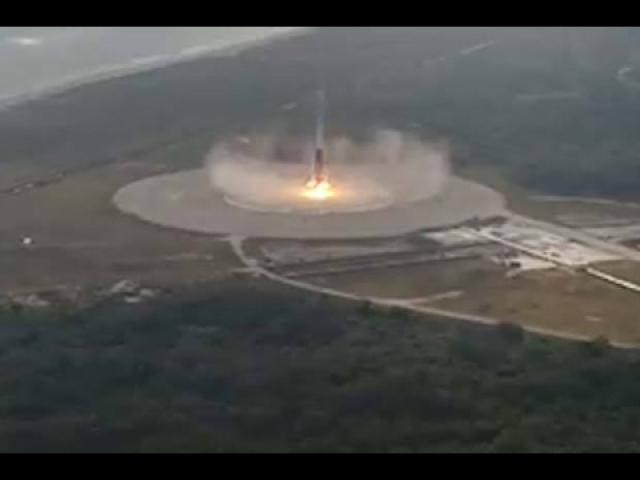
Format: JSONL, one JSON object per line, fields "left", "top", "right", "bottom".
{"left": 302, "top": 89, "right": 335, "bottom": 201}
{"left": 307, "top": 90, "right": 328, "bottom": 188}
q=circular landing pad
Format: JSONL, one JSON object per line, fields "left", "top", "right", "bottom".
{"left": 113, "top": 168, "right": 506, "bottom": 239}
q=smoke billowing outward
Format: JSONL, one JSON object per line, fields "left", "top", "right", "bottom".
{"left": 114, "top": 128, "right": 503, "bottom": 238}
{"left": 207, "top": 129, "right": 450, "bottom": 214}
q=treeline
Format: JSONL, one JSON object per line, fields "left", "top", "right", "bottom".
{"left": 1, "top": 280, "right": 640, "bottom": 452}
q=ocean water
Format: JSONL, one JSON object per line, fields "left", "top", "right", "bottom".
{"left": 0, "top": 27, "right": 308, "bottom": 108}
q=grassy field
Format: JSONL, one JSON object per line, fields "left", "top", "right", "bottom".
{"left": 0, "top": 133, "right": 241, "bottom": 294}
{"left": 437, "top": 267, "right": 640, "bottom": 345}
{"left": 306, "top": 258, "right": 500, "bottom": 299}
{"left": 302, "top": 251, "right": 640, "bottom": 345}
{"left": 593, "top": 260, "right": 640, "bottom": 285}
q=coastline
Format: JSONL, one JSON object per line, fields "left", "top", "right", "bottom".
{"left": 0, "top": 27, "right": 311, "bottom": 113}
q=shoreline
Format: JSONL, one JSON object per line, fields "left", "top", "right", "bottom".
{"left": 0, "top": 27, "right": 311, "bottom": 113}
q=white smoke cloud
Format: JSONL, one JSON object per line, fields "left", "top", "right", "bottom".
{"left": 206, "top": 129, "right": 450, "bottom": 213}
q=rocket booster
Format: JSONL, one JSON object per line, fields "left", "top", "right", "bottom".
{"left": 311, "top": 90, "right": 327, "bottom": 185}
{"left": 302, "top": 89, "right": 334, "bottom": 200}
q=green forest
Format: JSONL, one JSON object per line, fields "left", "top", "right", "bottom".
{"left": 2, "top": 279, "right": 640, "bottom": 452}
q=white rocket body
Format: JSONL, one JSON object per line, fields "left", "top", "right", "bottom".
{"left": 308, "top": 90, "right": 327, "bottom": 187}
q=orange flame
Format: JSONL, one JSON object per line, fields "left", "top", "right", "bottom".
{"left": 302, "top": 178, "right": 335, "bottom": 201}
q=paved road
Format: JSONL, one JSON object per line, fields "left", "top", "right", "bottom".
{"left": 508, "top": 212, "right": 640, "bottom": 262}
{"left": 226, "top": 234, "right": 638, "bottom": 350}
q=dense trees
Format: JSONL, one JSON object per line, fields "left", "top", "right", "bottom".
{"left": 1, "top": 280, "right": 640, "bottom": 452}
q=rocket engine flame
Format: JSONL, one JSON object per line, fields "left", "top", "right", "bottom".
{"left": 306, "top": 89, "right": 330, "bottom": 199}
{"left": 302, "top": 178, "right": 335, "bottom": 201}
